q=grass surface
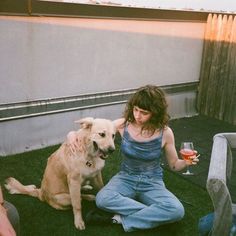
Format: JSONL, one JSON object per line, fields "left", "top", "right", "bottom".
{"left": 0, "top": 141, "right": 213, "bottom": 236}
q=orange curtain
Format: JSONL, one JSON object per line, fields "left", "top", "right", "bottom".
{"left": 197, "top": 14, "right": 236, "bottom": 125}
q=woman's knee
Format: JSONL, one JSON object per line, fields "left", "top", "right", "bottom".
{"left": 95, "top": 190, "right": 105, "bottom": 208}
{"left": 154, "top": 200, "right": 184, "bottom": 222}
{"left": 96, "top": 189, "right": 115, "bottom": 209}
{"left": 171, "top": 201, "right": 185, "bottom": 221}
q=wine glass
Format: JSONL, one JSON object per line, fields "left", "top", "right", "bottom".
{"left": 180, "top": 142, "right": 195, "bottom": 175}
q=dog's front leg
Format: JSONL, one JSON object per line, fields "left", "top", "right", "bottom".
{"left": 91, "top": 171, "right": 104, "bottom": 191}
{"left": 67, "top": 173, "right": 85, "bottom": 230}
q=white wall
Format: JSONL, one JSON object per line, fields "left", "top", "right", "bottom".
{"left": 0, "top": 16, "right": 204, "bottom": 102}
{"left": 0, "top": 92, "right": 197, "bottom": 156}
{"left": 0, "top": 105, "right": 124, "bottom": 156}
{"left": 0, "top": 15, "right": 204, "bottom": 156}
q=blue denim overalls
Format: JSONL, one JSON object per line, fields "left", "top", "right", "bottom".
{"left": 96, "top": 124, "right": 184, "bottom": 232}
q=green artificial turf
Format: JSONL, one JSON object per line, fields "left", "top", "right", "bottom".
{"left": 0, "top": 141, "right": 213, "bottom": 236}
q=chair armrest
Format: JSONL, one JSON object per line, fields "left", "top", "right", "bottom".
{"left": 206, "top": 133, "right": 236, "bottom": 236}
{"left": 221, "top": 133, "right": 236, "bottom": 148}
{"left": 208, "top": 134, "right": 227, "bottom": 180}
{"left": 207, "top": 179, "right": 232, "bottom": 236}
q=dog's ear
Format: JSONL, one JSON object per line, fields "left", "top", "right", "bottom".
{"left": 75, "top": 117, "right": 94, "bottom": 129}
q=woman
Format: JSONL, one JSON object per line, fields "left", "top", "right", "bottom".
{"left": 69, "top": 85, "right": 199, "bottom": 232}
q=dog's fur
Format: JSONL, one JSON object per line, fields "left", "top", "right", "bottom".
{"left": 5, "top": 117, "right": 116, "bottom": 230}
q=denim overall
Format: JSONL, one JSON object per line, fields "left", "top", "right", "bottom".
{"left": 96, "top": 125, "right": 184, "bottom": 232}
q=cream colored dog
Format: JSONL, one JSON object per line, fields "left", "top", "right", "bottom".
{"left": 5, "top": 117, "right": 116, "bottom": 230}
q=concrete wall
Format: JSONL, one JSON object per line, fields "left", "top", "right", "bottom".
{"left": 0, "top": 15, "right": 205, "bottom": 156}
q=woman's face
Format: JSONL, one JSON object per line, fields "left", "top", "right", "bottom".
{"left": 133, "top": 106, "right": 152, "bottom": 125}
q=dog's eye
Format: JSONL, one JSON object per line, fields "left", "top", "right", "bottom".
{"left": 112, "top": 134, "right": 115, "bottom": 139}
{"left": 99, "top": 132, "right": 106, "bottom": 138}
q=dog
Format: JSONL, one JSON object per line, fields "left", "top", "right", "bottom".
{"left": 5, "top": 117, "right": 116, "bottom": 230}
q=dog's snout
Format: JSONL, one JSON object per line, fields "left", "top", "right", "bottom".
{"left": 107, "top": 146, "right": 115, "bottom": 154}
{"left": 93, "top": 141, "right": 98, "bottom": 150}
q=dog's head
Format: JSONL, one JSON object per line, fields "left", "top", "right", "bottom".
{"left": 75, "top": 117, "right": 116, "bottom": 160}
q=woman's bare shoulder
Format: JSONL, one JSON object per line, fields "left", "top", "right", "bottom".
{"left": 163, "top": 126, "right": 174, "bottom": 139}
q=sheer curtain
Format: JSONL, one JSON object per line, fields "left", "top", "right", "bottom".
{"left": 197, "top": 14, "right": 236, "bottom": 125}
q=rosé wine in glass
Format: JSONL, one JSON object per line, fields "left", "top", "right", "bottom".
{"left": 180, "top": 149, "right": 195, "bottom": 162}
{"left": 180, "top": 142, "right": 194, "bottom": 175}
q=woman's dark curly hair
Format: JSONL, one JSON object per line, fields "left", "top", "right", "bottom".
{"left": 123, "top": 85, "right": 170, "bottom": 133}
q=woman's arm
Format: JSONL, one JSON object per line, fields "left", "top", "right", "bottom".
{"left": 163, "top": 127, "right": 198, "bottom": 171}
{"left": 113, "top": 118, "right": 125, "bottom": 136}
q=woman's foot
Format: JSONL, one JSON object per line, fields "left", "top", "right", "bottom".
{"left": 85, "top": 208, "right": 114, "bottom": 225}
{"left": 85, "top": 208, "right": 122, "bottom": 225}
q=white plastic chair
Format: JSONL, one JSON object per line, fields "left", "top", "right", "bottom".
{"left": 207, "top": 133, "right": 236, "bottom": 236}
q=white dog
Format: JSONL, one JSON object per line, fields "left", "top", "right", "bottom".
{"left": 5, "top": 117, "right": 116, "bottom": 230}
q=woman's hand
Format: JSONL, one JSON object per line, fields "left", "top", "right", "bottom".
{"left": 66, "top": 131, "right": 78, "bottom": 154}
{"left": 186, "top": 151, "right": 200, "bottom": 166}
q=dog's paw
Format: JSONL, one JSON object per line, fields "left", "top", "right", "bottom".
{"left": 74, "top": 214, "right": 85, "bottom": 230}
{"left": 4, "top": 177, "right": 20, "bottom": 194}
{"left": 75, "top": 219, "right": 85, "bottom": 230}
{"left": 25, "top": 185, "right": 37, "bottom": 191}
{"left": 81, "top": 184, "right": 93, "bottom": 191}
{"left": 81, "top": 194, "right": 96, "bottom": 201}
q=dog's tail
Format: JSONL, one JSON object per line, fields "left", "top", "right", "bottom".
{"left": 5, "top": 177, "right": 43, "bottom": 200}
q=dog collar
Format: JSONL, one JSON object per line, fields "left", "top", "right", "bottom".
{"left": 86, "top": 161, "right": 92, "bottom": 167}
